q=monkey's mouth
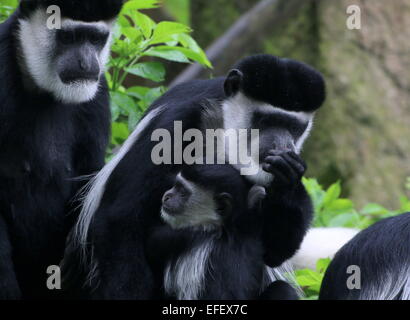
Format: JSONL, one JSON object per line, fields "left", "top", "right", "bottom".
{"left": 161, "top": 205, "right": 180, "bottom": 217}
{"left": 58, "top": 70, "right": 100, "bottom": 85}
{"left": 60, "top": 76, "right": 100, "bottom": 85}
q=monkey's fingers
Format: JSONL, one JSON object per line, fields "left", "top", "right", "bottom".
{"left": 281, "top": 152, "right": 307, "bottom": 177}
{"left": 263, "top": 156, "right": 297, "bottom": 185}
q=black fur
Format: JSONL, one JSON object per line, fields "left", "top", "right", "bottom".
{"left": 65, "top": 55, "right": 321, "bottom": 299}
{"left": 0, "top": 9, "right": 110, "bottom": 299}
{"left": 234, "top": 54, "right": 326, "bottom": 112}
{"left": 148, "top": 164, "right": 298, "bottom": 300}
{"left": 319, "top": 213, "right": 410, "bottom": 300}
{"left": 20, "top": 0, "right": 124, "bottom": 22}
{"left": 260, "top": 281, "right": 300, "bottom": 300}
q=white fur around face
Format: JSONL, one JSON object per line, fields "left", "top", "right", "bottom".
{"left": 18, "top": 9, "right": 113, "bottom": 104}
{"left": 161, "top": 175, "right": 223, "bottom": 231}
{"left": 222, "top": 93, "right": 314, "bottom": 186}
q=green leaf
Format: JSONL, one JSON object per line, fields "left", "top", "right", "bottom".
{"left": 323, "top": 182, "right": 341, "bottom": 207}
{"left": 111, "top": 122, "right": 130, "bottom": 145}
{"left": 399, "top": 196, "right": 410, "bottom": 212}
{"left": 328, "top": 212, "right": 360, "bottom": 227}
{"left": 316, "top": 258, "right": 331, "bottom": 273}
{"left": 303, "top": 177, "right": 326, "bottom": 213}
{"left": 111, "top": 92, "right": 137, "bottom": 115}
{"left": 128, "top": 111, "right": 143, "bottom": 131}
{"left": 126, "top": 86, "right": 151, "bottom": 100}
{"left": 140, "top": 87, "right": 166, "bottom": 108}
{"left": 170, "top": 46, "right": 212, "bottom": 68}
{"left": 360, "top": 203, "right": 390, "bottom": 216}
{"left": 117, "top": 15, "right": 131, "bottom": 28}
{"left": 172, "top": 34, "right": 212, "bottom": 67}
{"left": 327, "top": 199, "right": 354, "bottom": 212}
{"left": 143, "top": 46, "right": 190, "bottom": 63}
{"left": 121, "top": 26, "right": 142, "bottom": 42}
{"left": 150, "top": 21, "right": 191, "bottom": 45}
{"left": 132, "top": 12, "right": 156, "bottom": 39}
{"left": 295, "top": 269, "right": 322, "bottom": 285}
{"left": 122, "top": 0, "right": 160, "bottom": 11}
{"left": 125, "top": 62, "right": 165, "bottom": 82}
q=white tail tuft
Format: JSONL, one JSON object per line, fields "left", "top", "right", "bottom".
{"left": 291, "top": 228, "right": 359, "bottom": 270}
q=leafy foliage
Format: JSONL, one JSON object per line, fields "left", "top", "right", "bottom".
{"left": 295, "top": 258, "right": 331, "bottom": 300}
{"left": 0, "top": 0, "right": 17, "bottom": 22}
{"left": 107, "top": 0, "right": 211, "bottom": 154}
{"left": 302, "top": 177, "right": 410, "bottom": 229}
{"left": 298, "top": 177, "right": 410, "bottom": 298}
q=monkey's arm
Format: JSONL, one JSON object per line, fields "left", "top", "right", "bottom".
{"left": 68, "top": 100, "right": 110, "bottom": 225}
{"left": 146, "top": 225, "right": 197, "bottom": 269}
{"left": 260, "top": 151, "right": 313, "bottom": 267}
{"left": 0, "top": 214, "right": 21, "bottom": 299}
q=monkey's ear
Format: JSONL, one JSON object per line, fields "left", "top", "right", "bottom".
{"left": 215, "top": 193, "right": 233, "bottom": 217}
{"left": 224, "top": 69, "right": 243, "bottom": 97}
{"left": 247, "top": 186, "right": 266, "bottom": 210}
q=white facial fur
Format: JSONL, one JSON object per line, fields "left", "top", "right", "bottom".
{"left": 161, "top": 174, "right": 223, "bottom": 231}
{"left": 222, "top": 93, "right": 314, "bottom": 186}
{"left": 18, "top": 8, "right": 114, "bottom": 104}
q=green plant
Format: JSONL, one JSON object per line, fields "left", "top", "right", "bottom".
{"left": 295, "top": 258, "right": 331, "bottom": 300}
{"left": 302, "top": 177, "right": 410, "bottom": 229}
{"left": 298, "top": 177, "right": 410, "bottom": 299}
{"left": 0, "top": 0, "right": 17, "bottom": 22}
{"left": 108, "top": 0, "right": 211, "bottom": 154}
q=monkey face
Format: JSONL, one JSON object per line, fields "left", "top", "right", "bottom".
{"left": 161, "top": 180, "right": 192, "bottom": 217}
{"left": 18, "top": 8, "right": 115, "bottom": 104}
{"left": 160, "top": 174, "right": 226, "bottom": 231}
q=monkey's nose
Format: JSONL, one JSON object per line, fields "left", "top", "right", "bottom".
{"left": 162, "top": 192, "right": 172, "bottom": 203}
{"left": 79, "top": 59, "right": 88, "bottom": 71}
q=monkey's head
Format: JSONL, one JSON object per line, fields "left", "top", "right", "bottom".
{"left": 222, "top": 55, "right": 326, "bottom": 186}
{"left": 161, "top": 164, "right": 263, "bottom": 232}
{"left": 17, "top": 0, "right": 124, "bottom": 104}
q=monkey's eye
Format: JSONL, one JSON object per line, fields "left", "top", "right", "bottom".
{"left": 175, "top": 182, "right": 189, "bottom": 198}
{"left": 57, "top": 30, "right": 75, "bottom": 45}
{"left": 89, "top": 33, "right": 109, "bottom": 46}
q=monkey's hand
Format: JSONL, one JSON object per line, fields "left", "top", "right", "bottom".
{"left": 262, "top": 150, "right": 307, "bottom": 188}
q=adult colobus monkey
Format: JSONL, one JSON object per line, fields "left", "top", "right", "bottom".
{"left": 64, "top": 54, "right": 326, "bottom": 299}
{"left": 320, "top": 212, "right": 410, "bottom": 300}
{"left": 148, "top": 163, "right": 299, "bottom": 300}
{"left": 0, "top": 0, "right": 123, "bottom": 299}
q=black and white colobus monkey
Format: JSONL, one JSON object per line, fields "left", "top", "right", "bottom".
{"left": 65, "top": 54, "right": 325, "bottom": 299}
{"left": 0, "top": 0, "right": 123, "bottom": 299}
{"left": 320, "top": 212, "right": 410, "bottom": 300}
{"left": 147, "top": 163, "right": 299, "bottom": 300}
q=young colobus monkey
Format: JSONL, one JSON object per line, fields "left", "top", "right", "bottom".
{"left": 65, "top": 54, "right": 325, "bottom": 299}
{"left": 0, "top": 0, "right": 123, "bottom": 299}
{"left": 320, "top": 212, "right": 410, "bottom": 300}
{"left": 148, "top": 164, "right": 299, "bottom": 300}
